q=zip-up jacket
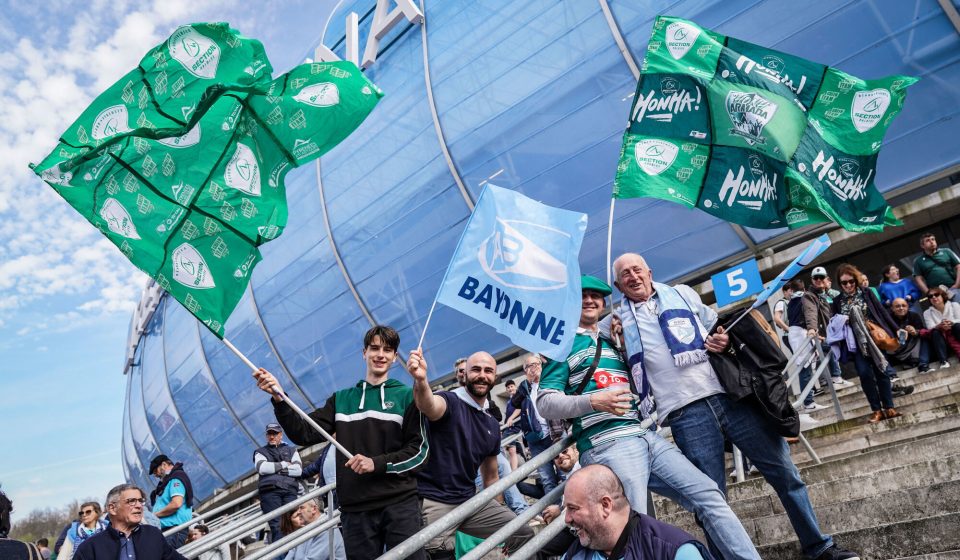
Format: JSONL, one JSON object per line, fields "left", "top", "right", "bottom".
{"left": 273, "top": 378, "right": 428, "bottom": 513}
{"left": 253, "top": 442, "right": 301, "bottom": 494}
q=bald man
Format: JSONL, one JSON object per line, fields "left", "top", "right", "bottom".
{"left": 562, "top": 465, "right": 711, "bottom": 560}
{"left": 406, "top": 350, "right": 533, "bottom": 557}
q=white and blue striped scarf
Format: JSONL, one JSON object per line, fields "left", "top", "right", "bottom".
{"left": 620, "top": 283, "right": 709, "bottom": 408}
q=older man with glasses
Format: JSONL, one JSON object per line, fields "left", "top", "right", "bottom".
{"left": 511, "top": 353, "right": 563, "bottom": 496}
{"left": 74, "top": 484, "right": 185, "bottom": 560}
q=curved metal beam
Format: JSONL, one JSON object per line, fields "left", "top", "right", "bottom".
{"left": 419, "top": 0, "right": 475, "bottom": 210}
{"left": 598, "top": 0, "right": 641, "bottom": 80}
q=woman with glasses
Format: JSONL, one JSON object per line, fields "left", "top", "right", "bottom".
{"left": 922, "top": 287, "right": 960, "bottom": 368}
{"left": 56, "top": 502, "right": 106, "bottom": 560}
{"left": 831, "top": 264, "right": 902, "bottom": 424}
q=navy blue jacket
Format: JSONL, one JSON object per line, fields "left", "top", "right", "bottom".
{"left": 74, "top": 524, "right": 185, "bottom": 560}
{"left": 564, "top": 512, "right": 713, "bottom": 560}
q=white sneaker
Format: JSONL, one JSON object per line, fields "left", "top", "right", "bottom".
{"left": 940, "top": 361, "right": 951, "bottom": 370}
{"left": 833, "top": 378, "right": 853, "bottom": 388}
{"left": 799, "top": 413, "right": 820, "bottom": 430}
{"left": 804, "top": 402, "right": 829, "bottom": 411}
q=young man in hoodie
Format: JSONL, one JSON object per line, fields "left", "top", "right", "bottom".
{"left": 254, "top": 325, "right": 429, "bottom": 560}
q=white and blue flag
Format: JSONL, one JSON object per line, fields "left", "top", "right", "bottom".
{"left": 436, "top": 185, "right": 587, "bottom": 361}
{"left": 751, "top": 233, "right": 832, "bottom": 309}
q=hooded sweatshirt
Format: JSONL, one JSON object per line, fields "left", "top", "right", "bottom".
{"left": 273, "top": 378, "right": 428, "bottom": 512}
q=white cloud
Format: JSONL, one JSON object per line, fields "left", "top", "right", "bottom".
{"left": 0, "top": 2, "right": 243, "bottom": 339}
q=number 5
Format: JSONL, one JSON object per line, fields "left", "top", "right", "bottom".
{"left": 727, "top": 268, "right": 748, "bottom": 297}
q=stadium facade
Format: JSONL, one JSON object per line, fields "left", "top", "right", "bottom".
{"left": 121, "top": 0, "right": 960, "bottom": 500}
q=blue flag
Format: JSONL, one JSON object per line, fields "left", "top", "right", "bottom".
{"left": 751, "top": 234, "right": 832, "bottom": 309}
{"left": 436, "top": 185, "right": 588, "bottom": 361}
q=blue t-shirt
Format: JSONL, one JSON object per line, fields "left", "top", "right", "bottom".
{"left": 152, "top": 478, "right": 192, "bottom": 527}
{"left": 417, "top": 388, "right": 500, "bottom": 504}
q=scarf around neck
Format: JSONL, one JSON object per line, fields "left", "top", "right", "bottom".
{"left": 620, "top": 283, "right": 709, "bottom": 405}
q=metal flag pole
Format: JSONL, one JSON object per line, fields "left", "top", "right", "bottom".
{"left": 606, "top": 197, "right": 616, "bottom": 288}
{"left": 222, "top": 338, "right": 354, "bottom": 459}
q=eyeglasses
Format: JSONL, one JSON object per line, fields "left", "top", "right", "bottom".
{"left": 930, "top": 294, "right": 944, "bottom": 299}
{"left": 456, "top": 368, "right": 465, "bottom": 374}
{"left": 523, "top": 363, "right": 542, "bottom": 371}
{"left": 122, "top": 498, "right": 146, "bottom": 506}
{"left": 840, "top": 279, "right": 857, "bottom": 286}
{"left": 79, "top": 509, "right": 96, "bottom": 516}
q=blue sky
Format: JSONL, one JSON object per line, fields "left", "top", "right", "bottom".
{"left": 0, "top": 0, "right": 337, "bottom": 525}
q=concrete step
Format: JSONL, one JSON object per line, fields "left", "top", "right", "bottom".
{"left": 660, "top": 460, "right": 960, "bottom": 539}
{"left": 807, "top": 378, "right": 960, "bottom": 422}
{"left": 826, "top": 361, "right": 960, "bottom": 398}
{"left": 654, "top": 429, "right": 960, "bottom": 518}
{"left": 757, "top": 511, "right": 960, "bottom": 560}
{"left": 802, "top": 390, "right": 960, "bottom": 431}
{"left": 893, "top": 550, "right": 960, "bottom": 560}
{"left": 799, "top": 400, "right": 960, "bottom": 448}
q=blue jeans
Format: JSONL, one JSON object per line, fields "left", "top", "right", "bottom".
{"left": 259, "top": 487, "right": 298, "bottom": 543}
{"left": 850, "top": 351, "right": 894, "bottom": 410}
{"left": 668, "top": 395, "right": 832, "bottom": 558}
{"left": 475, "top": 452, "right": 528, "bottom": 514}
{"left": 581, "top": 431, "right": 760, "bottom": 560}
{"left": 797, "top": 363, "right": 828, "bottom": 406}
{"left": 527, "top": 435, "right": 561, "bottom": 496}
{"left": 823, "top": 342, "right": 842, "bottom": 378}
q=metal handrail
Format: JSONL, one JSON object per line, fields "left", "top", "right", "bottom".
{"left": 460, "top": 483, "right": 566, "bottom": 560}
{"left": 162, "top": 488, "right": 259, "bottom": 536}
{"left": 378, "top": 435, "right": 573, "bottom": 560}
{"left": 178, "top": 482, "right": 335, "bottom": 558}
{"left": 510, "top": 515, "right": 569, "bottom": 560}
{"left": 207, "top": 502, "right": 261, "bottom": 531}
{"left": 243, "top": 513, "right": 341, "bottom": 560}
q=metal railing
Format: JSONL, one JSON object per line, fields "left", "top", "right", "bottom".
{"left": 243, "top": 512, "right": 341, "bottom": 560}
{"left": 162, "top": 488, "right": 259, "bottom": 536}
{"left": 177, "top": 482, "right": 336, "bottom": 559}
{"left": 460, "top": 484, "right": 566, "bottom": 560}
{"left": 378, "top": 435, "right": 573, "bottom": 560}
{"left": 510, "top": 515, "right": 569, "bottom": 560}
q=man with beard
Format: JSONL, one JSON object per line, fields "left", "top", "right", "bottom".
{"left": 405, "top": 349, "right": 533, "bottom": 558}
{"left": 562, "top": 465, "right": 711, "bottom": 560}
{"left": 536, "top": 275, "right": 758, "bottom": 560}
{"left": 254, "top": 325, "right": 428, "bottom": 560}
{"left": 611, "top": 253, "right": 858, "bottom": 560}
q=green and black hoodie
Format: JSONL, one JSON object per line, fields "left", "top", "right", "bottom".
{"left": 273, "top": 378, "right": 428, "bottom": 513}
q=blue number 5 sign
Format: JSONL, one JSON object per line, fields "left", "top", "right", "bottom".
{"left": 711, "top": 259, "right": 762, "bottom": 307}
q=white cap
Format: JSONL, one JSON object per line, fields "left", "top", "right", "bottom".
{"left": 811, "top": 266, "right": 828, "bottom": 279}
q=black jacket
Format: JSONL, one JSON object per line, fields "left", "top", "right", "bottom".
{"left": 74, "top": 524, "right": 185, "bottom": 560}
{"left": 710, "top": 310, "right": 798, "bottom": 437}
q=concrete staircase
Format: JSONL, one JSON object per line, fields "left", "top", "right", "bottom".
{"left": 653, "top": 362, "right": 960, "bottom": 560}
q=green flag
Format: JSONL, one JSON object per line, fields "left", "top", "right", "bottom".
{"left": 31, "top": 23, "right": 383, "bottom": 336}
{"left": 615, "top": 15, "right": 916, "bottom": 232}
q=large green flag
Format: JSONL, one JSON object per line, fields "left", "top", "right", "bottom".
{"left": 31, "top": 23, "right": 382, "bottom": 336}
{"left": 613, "top": 16, "right": 916, "bottom": 232}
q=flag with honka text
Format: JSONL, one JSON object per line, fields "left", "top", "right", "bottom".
{"left": 613, "top": 16, "right": 916, "bottom": 233}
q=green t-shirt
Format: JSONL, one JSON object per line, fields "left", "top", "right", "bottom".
{"left": 540, "top": 332, "right": 647, "bottom": 453}
{"left": 914, "top": 248, "right": 960, "bottom": 288}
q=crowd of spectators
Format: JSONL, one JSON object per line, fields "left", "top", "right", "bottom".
{"left": 5, "top": 232, "right": 958, "bottom": 560}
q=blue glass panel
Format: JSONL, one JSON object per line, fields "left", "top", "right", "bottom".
{"left": 138, "top": 299, "right": 225, "bottom": 491}
{"left": 165, "top": 302, "right": 259, "bottom": 483}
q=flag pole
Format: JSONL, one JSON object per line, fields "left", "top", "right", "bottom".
{"left": 222, "top": 338, "right": 354, "bottom": 459}
{"left": 606, "top": 197, "right": 616, "bottom": 288}
{"left": 417, "top": 297, "right": 439, "bottom": 350}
